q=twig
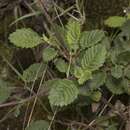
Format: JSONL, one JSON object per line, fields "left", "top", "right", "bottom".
{"left": 27, "top": 65, "right": 47, "bottom": 126}
{"left": 98, "top": 95, "right": 114, "bottom": 117}
{"left": 0, "top": 88, "right": 48, "bottom": 108}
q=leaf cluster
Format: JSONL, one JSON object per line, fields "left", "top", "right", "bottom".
{"left": 7, "top": 18, "right": 130, "bottom": 109}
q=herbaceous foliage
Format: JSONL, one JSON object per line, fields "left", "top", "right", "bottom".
{"left": 8, "top": 18, "right": 130, "bottom": 109}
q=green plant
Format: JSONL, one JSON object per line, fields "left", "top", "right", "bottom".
{"left": 8, "top": 18, "right": 130, "bottom": 109}
{"left": 6, "top": 19, "right": 130, "bottom": 130}
{"left": 2, "top": 0, "right": 130, "bottom": 129}
{"left": 104, "top": 12, "right": 130, "bottom": 28}
{"left": 25, "top": 120, "right": 49, "bottom": 130}
{"left": 104, "top": 16, "right": 127, "bottom": 28}
{"left": 8, "top": 19, "right": 106, "bottom": 108}
{"left": 9, "top": 28, "right": 42, "bottom": 48}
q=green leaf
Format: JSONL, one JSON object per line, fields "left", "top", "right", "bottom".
{"left": 48, "top": 79, "right": 79, "bottom": 106}
{"left": 81, "top": 44, "right": 107, "bottom": 71}
{"left": 74, "top": 66, "right": 83, "bottom": 78}
{"left": 124, "top": 65, "right": 130, "bottom": 79}
{"left": 79, "top": 85, "right": 91, "bottom": 96}
{"left": 117, "top": 51, "right": 130, "bottom": 65}
{"left": 42, "top": 47, "right": 58, "bottom": 62}
{"left": 22, "top": 63, "right": 46, "bottom": 82}
{"left": 104, "top": 16, "right": 126, "bottom": 28}
{"left": 55, "top": 58, "right": 68, "bottom": 73}
{"left": 109, "top": 46, "right": 121, "bottom": 64}
{"left": 66, "top": 19, "right": 81, "bottom": 52}
{"left": 115, "top": 32, "right": 130, "bottom": 52}
{"left": 106, "top": 76, "right": 125, "bottom": 95}
{"left": 111, "top": 65, "right": 123, "bottom": 79}
{"left": 90, "top": 91, "right": 102, "bottom": 102}
{"left": 25, "top": 120, "right": 49, "bottom": 130}
{"left": 9, "top": 28, "right": 42, "bottom": 48}
{"left": 79, "top": 30, "right": 105, "bottom": 49}
{"left": 79, "top": 88, "right": 102, "bottom": 102}
{"left": 78, "top": 70, "right": 92, "bottom": 85}
{"left": 89, "top": 71, "right": 106, "bottom": 90}
{"left": 121, "top": 19, "right": 130, "bottom": 34}
{"left": 122, "top": 78, "right": 130, "bottom": 95}
{"left": 127, "top": 13, "right": 130, "bottom": 19}
{"left": 74, "top": 66, "right": 92, "bottom": 85}
{"left": 0, "top": 79, "right": 12, "bottom": 103}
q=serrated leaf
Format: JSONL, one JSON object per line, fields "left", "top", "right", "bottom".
{"left": 109, "top": 46, "right": 121, "bottom": 64}
{"left": 117, "top": 51, "right": 130, "bottom": 65}
{"left": 81, "top": 44, "right": 107, "bottom": 71}
{"left": 48, "top": 79, "right": 79, "bottom": 106}
{"left": 0, "top": 79, "right": 12, "bottom": 103}
{"left": 9, "top": 28, "right": 42, "bottom": 48}
{"left": 25, "top": 120, "right": 49, "bottom": 130}
{"left": 79, "top": 30, "right": 105, "bottom": 49}
{"left": 118, "top": 31, "right": 129, "bottom": 44}
{"left": 42, "top": 47, "right": 58, "bottom": 62}
{"left": 90, "top": 91, "right": 102, "bottom": 102}
{"left": 104, "top": 16, "right": 126, "bottom": 28}
{"left": 74, "top": 66, "right": 83, "bottom": 78}
{"left": 106, "top": 76, "right": 125, "bottom": 95}
{"left": 114, "top": 32, "right": 130, "bottom": 52}
{"left": 55, "top": 58, "right": 68, "bottom": 73}
{"left": 66, "top": 19, "right": 81, "bottom": 52}
{"left": 89, "top": 71, "right": 106, "bottom": 90}
{"left": 22, "top": 63, "right": 45, "bottom": 82}
{"left": 79, "top": 88, "right": 102, "bottom": 102}
{"left": 124, "top": 65, "right": 130, "bottom": 79}
{"left": 111, "top": 65, "right": 123, "bottom": 79}
{"left": 100, "top": 36, "right": 111, "bottom": 50}
{"left": 122, "top": 78, "right": 130, "bottom": 95}
{"left": 78, "top": 70, "right": 92, "bottom": 85}
{"left": 121, "top": 19, "right": 130, "bottom": 34}
{"left": 79, "top": 85, "right": 92, "bottom": 96}
{"left": 74, "top": 66, "right": 92, "bottom": 85}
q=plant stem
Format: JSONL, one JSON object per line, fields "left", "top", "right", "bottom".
{"left": 27, "top": 64, "right": 47, "bottom": 127}
{"left": 3, "top": 56, "right": 25, "bottom": 82}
